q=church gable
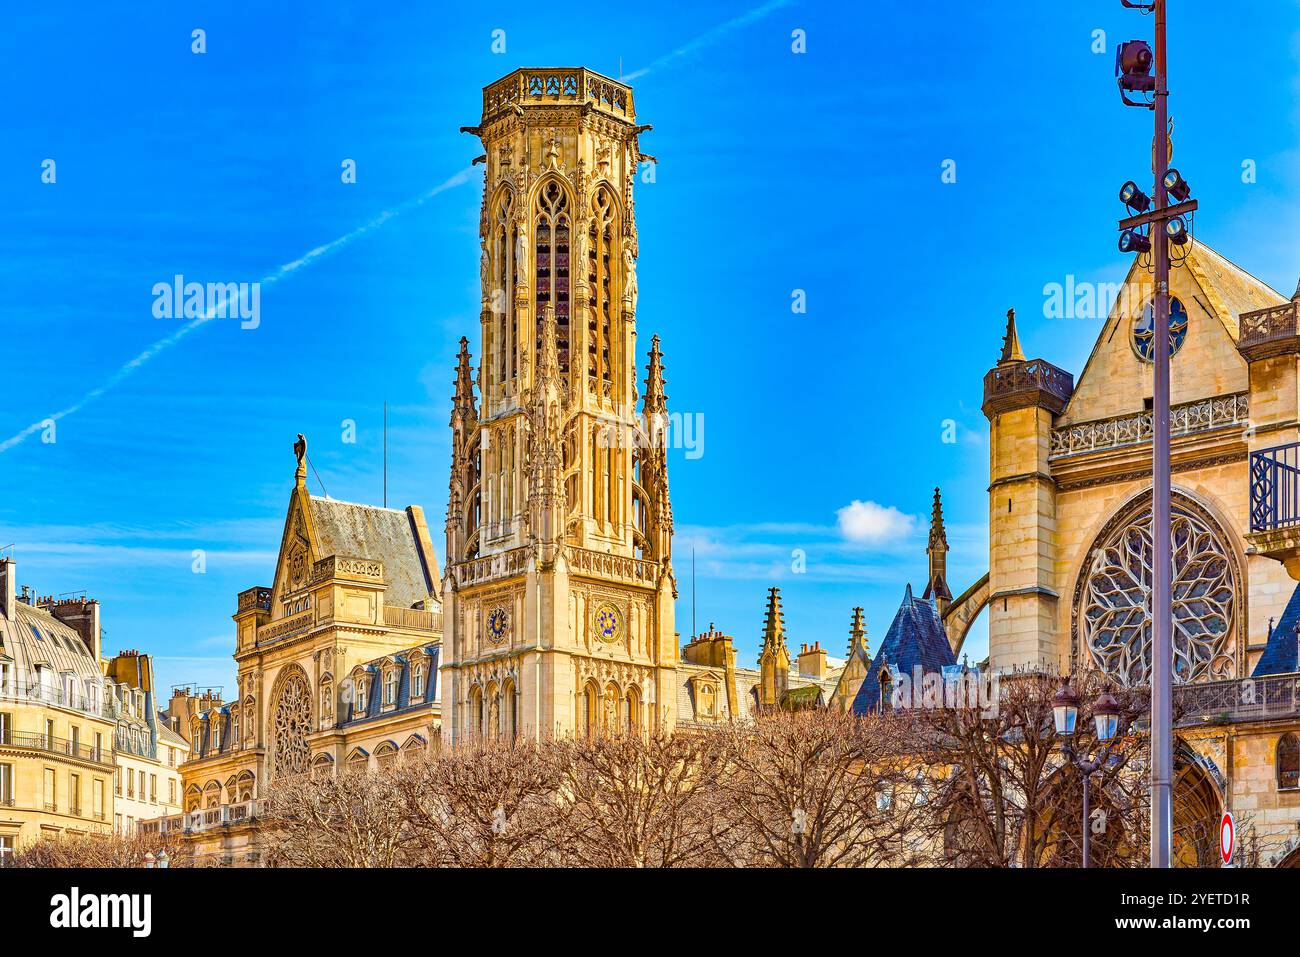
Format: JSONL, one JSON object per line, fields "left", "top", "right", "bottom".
{"left": 1057, "top": 243, "right": 1284, "bottom": 428}
{"left": 270, "top": 487, "right": 319, "bottom": 612}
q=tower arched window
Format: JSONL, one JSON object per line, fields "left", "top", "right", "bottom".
{"left": 588, "top": 187, "right": 618, "bottom": 389}
{"left": 534, "top": 180, "right": 571, "bottom": 376}
{"left": 491, "top": 189, "right": 517, "bottom": 388}
{"left": 1279, "top": 733, "right": 1300, "bottom": 790}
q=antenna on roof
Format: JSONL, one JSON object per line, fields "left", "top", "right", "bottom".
{"left": 383, "top": 400, "right": 388, "bottom": 509}
{"left": 691, "top": 545, "right": 697, "bottom": 641}
{"left": 306, "top": 454, "right": 329, "bottom": 498}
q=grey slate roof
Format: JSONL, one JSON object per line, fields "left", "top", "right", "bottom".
{"left": 309, "top": 499, "right": 435, "bottom": 608}
{"left": 852, "top": 584, "right": 956, "bottom": 715}
{"left": 1253, "top": 583, "right": 1300, "bottom": 678}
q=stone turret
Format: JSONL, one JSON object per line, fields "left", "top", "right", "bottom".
{"left": 758, "top": 587, "right": 790, "bottom": 708}
{"left": 923, "top": 487, "right": 952, "bottom": 614}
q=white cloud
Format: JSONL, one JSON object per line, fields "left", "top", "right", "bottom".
{"left": 835, "top": 500, "right": 916, "bottom": 545}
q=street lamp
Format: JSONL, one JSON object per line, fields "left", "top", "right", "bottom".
{"left": 1051, "top": 677, "right": 1125, "bottom": 868}
{"left": 1113, "top": 0, "right": 1198, "bottom": 870}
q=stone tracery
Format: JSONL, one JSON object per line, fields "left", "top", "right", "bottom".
{"left": 1077, "top": 493, "right": 1237, "bottom": 685}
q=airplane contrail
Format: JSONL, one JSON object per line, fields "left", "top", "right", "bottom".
{"left": 0, "top": 167, "right": 474, "bottom": 455}
{"left": 622, "top": 0, "right": 792, "bottom": 81}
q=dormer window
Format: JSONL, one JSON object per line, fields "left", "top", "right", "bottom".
{"left": 412, "top": 663, "right": 426, "bottom": 699}
{"left": 231, "top": 709, "right": 240, "bottom": 747}
{"left": 353, "top": 676, "right": 368, "bottom": 715}
{"left": 211, "top": 720, "right": 222, "bottom": 752}
{"left": 384, "top": 669, "right": 399, "bottom": 706}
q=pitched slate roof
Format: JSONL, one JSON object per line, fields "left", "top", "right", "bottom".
{"left": 852, "top": 584, "right": 956, "bottom": 715}
{"left": 1253, "top": 583, "right": 1300, "bottom": 678}
{"left": 309, "top": 499, "right": 437, "bottom": 608}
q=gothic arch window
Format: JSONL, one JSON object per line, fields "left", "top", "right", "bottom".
{"left": 534, "top": 178, "right": 572, "bottom": 376}
{"left": 501, "top": 679, "right": 517, "bottom": 744}
{"left": 469, "top": 685, "right": 484, "bottom": 740}
{"left": 1075, "top": 491, "right": 1238, "bottom": 685}
{"left": 879, "top": 668, "right": 893, "bottom": 713}
{"left": 1279, "top": 733, "right": 1300, "bottom": 790}
{"left": 490, "top": 188, "right": 517, "bottom": 388}
{"left": 203, "top": 781, "right": 221, "bottom": 809}
{"left": 346, "top": 749, "right": 369, "bottom": 775}
{"left": 185, "top": 785, "right": 201, "bottom": 813}
{"left": 270, "top": 666, "right": 314, "bottom": 778}
{"left": 581, "top": 681, "right": 600, "bottom": 738}
{"left": 587, "top": 186, "right": 619, "bottom": 389}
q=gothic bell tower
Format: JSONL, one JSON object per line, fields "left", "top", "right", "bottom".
{"left": 441, "top": 68, "right": 676, "bottom": 742}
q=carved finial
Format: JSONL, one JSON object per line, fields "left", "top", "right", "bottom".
{"left": 761, "top": 586, "right": 786, "bottom": 652}
{"left": 928, "top": 487, "right": 948, "bottom": 551}
{"left": 999, "top": 308, "right": 1025, "bottom": 364}
{"left": 293, "top": 434, "right": 307, "bottom": 487}
{"left": 848, "top": 606, "right": 869, "bottom": 659}
{"left": 643, "top": 334, "right": 667, "bottom": 416}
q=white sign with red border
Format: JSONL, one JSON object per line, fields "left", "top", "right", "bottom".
{"left": 1220, "top": 811, "right": 1235, "bottom": 866}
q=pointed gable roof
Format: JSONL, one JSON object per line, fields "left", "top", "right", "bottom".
{"left": 1058, "top": 241, "right": 1287, "bottom": 427}
{"left": 852, "top": 584, "right": 956, "bottom": 715}
{"left": 1253, "top": 583, "right": 1300, "bottom": 678}
{"left": 309, "top": 498, "right": 439, "bottom": 608}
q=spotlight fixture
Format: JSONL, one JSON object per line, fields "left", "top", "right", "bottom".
{"left": 1119, "top": 228, "right": 1152, "bottom": 254}
{"left": 1116, "top": 40, "right": 1156, "bottom": 93}
{"left": 1163, "top": 167, "right": 1191, "bottom": 203}
{"left": 1165, "top": 216, "right": 1190, "bottom": 246}
{"left": 1119, "top": 180, "right": 1151, "bottom": 213}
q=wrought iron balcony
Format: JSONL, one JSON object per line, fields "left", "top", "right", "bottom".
{"left": 0, "top": 729, "right": 115, "bottom": 767}
{"left": 1250, "top": 443, "right": 1300, "bottom": 533}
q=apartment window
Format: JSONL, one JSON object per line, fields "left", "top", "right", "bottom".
{"left": 93, "top": 732, "right": 103, "bottom": 762}
{"left": 0, "top": 763, "right": 12, "bottom": 805}
{"left": 126, "top": 769, "right": 134, "bottom": 798}
{"left": 93, "top": 779, "right": 104, "bottom": 820}
{"left": 167, "top": 746, "right": 175, "bottom": 768}
{"left": 69, "top": 773, "right": 81, "bottom": 815}
{"left": 114, "top": 769, "right": 121, "bottom": 796}
{"left": 44, "top": 719, "right": 54, "bottom": 749}
{"left": 114, "top": 813, "right": 122, "bottom": 833}
{"left": 43, "top": 767, "right": 55, "bottom": 811}
{"left": 138, "top": 770, "right": 145, "bottom": 798}
{"left": 62, "top": 673, "right": 76, "bottom": 707}
{"left": 168, "top": 779, "right": 176, "bottom": 805}
{"left": 385, "top": 669, "right": 398, "bottom": 706}
{"left": 0, "top": 836, "right": 12, "bottom": 866}
{"left": 0, "top": 663, "right": 10, "bottom": 697}
{"left": 150, "top": 775, "right": 157, "bottom": 803}
{"left": 0, "top": 712, "right": 9, "bottom": 745}
{"left": 70, "top": 726, "right": 80, "bottom": 755}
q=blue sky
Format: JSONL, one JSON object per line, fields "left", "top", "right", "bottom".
{"left": 2, "top": 2, "right": 1298, "bottom": 695}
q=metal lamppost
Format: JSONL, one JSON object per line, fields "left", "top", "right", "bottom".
{"left": 1114, "top": 0, "right": 1198, "bottom": 869}
{"left": 1051, "top": 678, "right": 1124, "bottom": 868}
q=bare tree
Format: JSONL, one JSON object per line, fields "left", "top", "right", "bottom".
{"left": 397, "top": 738, "right": 564, "bottom": 867}
{"left": 262, "top": 764, "right": 416, "bottom": 867}
{"left": 549, "top": 730, "right": 730, "bottom": 867}
{"left": 708, "top": 708, "right": 927, "bottom": 867}
{"left": 910, "top": 671, "right": 1150, "bottom": 868}
{"left": 7, "top": 828, "right": 194, "bottom": 868}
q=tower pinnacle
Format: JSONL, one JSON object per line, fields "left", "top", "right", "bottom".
{"left": 999, "top": 308, "right": 1025, "bottom": 364}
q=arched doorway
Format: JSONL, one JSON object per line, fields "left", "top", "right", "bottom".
{"left": 1173, "top": 742, "right": 1225, "bottom": 868}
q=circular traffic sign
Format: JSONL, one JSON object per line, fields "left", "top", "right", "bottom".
{"left": 1220, "top": 812, "right": 1235, "bottom": 865}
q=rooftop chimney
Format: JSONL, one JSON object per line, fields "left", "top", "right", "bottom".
{"left": 45, "top": 597, "right": 101, "bottom": 661}
{"left": 0, "top": 558, "right": 13, "bottom": 620}
{"left": 797, "top": 640, "right": 828, "bottom": 679}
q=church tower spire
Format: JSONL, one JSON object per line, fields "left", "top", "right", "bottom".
{"left": 999, "top": 308, "right": 1025, "bottom": 364}
{"left": 923, "top": 487, "right": 953, "bottom": 613}
{"left": 758, "top": 586, "right": 790, "bottom": 708}
{"left": 442, "top": 68, "right": 676, "bottom": 742}
{"left": 847, "top": 606, "right": 869, "bottom": 660}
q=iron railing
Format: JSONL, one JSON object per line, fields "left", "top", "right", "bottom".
{"left": 1175, "top": 672, "right": 1300, "bottom": 725}
{"left": 1249, "top": 442, "right": 1300, "bottom": 532}
{"left": 0, "top": 730, "right": 114, "bottom": 765}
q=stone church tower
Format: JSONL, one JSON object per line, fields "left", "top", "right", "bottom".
{"left": 441, "top": 69, "right": 677, "bottom": 743}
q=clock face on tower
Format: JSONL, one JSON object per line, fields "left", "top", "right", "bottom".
{"left": 593, "top": 603, "right": 622, "bottom": 643}
{"left": 486, "top": 606, "right": 510, "bottom": 644}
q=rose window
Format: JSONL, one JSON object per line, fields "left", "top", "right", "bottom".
{"left": 272, "top": 670, "right": 313, "bottom": 777}
{"left": 1079, "top": 498, "right": 1235, "bottom": 685}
